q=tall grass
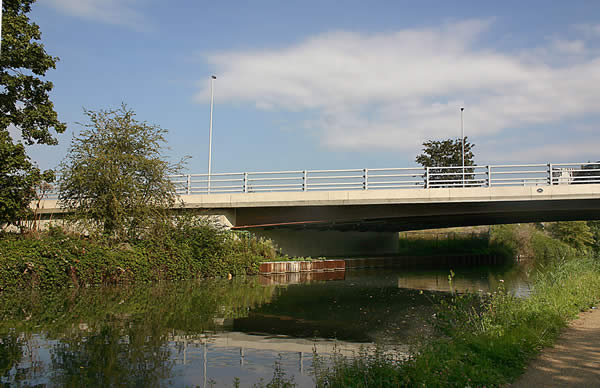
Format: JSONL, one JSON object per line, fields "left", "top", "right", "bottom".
{"left": 314, "top": 254, "right": 600, "bottom": 387}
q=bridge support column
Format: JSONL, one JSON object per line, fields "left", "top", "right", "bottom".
{"left": 250, "top": 229, "right": 399, "bottom": 257}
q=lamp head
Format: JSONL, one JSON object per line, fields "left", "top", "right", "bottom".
{"left": 211, "top": 75, "right": 217, "bottom": 79}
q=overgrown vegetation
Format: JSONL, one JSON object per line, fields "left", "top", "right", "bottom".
{"left": 313, "top": 224, "right": 600, "bottom": 387}
{"left": 0, "top": 221, "right": 279, "bottom": 291}
{"left": 397, "top": 228, "right": 506, "bottom": 257}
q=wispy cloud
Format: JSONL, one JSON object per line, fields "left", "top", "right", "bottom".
{"left": 196, "top": 20, "right": 600, "bottom": 154}
{"left": 576, "top": 23, "right": 600, "bottom": 38}
{"left": 483, "top": 141, "right": 600, "bottom": 163}
{"left": 43, "top": 0, "right": 148, "bottom": 30}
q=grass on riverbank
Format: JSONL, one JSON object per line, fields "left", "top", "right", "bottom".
{"left": 396, "top": 223, "right": 578, "bottom": 262}
{"left": 314, "top": 251, "right": 600, "bottom": 387}
{"left": 0, "top": 223, "right": 281, "bottom": 290}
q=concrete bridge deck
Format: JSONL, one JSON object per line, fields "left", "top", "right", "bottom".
{"left": 35, "top": 184, "right": 600, "bottom": 256}
{"left": 172, "top": 184, "right": 600, "bottom": 230}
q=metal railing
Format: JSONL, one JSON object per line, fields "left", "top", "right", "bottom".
{"left": 41, "top": 162, "right": 600, "bottom": 198}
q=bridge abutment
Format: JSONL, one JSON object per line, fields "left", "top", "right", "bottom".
{"left": 250, "top": 229, "right": 400, "bottom": 257}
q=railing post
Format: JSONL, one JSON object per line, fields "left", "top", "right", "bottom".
{"left": 487, "top": 165, "right": 492, "bottom": 187}
{"left": 243, "top": 172, "right": 248, "bottom": 193}
{"left": 548, "top": 163, "right": 553, "bottom": 186}
{"left": 186, "top": 174, "right": 191, "bottom": 195}
{"left": 303, "top": 170, "right": 307, "bottom": 192}
{"left": 425, "top": 167, "right": 430, "bottom": 188}
{"left": 363, "top": 168, "right": 369, "bottom": 190}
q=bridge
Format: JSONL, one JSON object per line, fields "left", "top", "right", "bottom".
{"left": 36, "top": 162, "right": 600, "bottom": 256}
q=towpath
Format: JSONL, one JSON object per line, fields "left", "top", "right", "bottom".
{"left": 512, "top": 307, "right": 600, "bottom": 387}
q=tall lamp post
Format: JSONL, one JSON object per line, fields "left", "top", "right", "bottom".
{"left": 460, "top": 107, "right": 465, "bottom": 188}
{"left": 207, "top": 75, "right": 216, "bottom": 193}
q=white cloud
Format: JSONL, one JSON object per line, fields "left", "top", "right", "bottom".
{"left": 483, "top": 141, "right": 600, "bottom": 163}
{"left": 44, "top": 0, "right": 148, "bottom": 30}
{"left": 196, "top": 20, "right": 600, "bottom": 153}
{"left": 575, "top": 23, "right": 600, "bottom": 38}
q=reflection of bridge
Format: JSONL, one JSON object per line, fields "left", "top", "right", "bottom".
{"left": 169, "top": 332, "right": 405, "bottom": 387}
{"left": 35, "top": 162, "right": 600, "bottom": 256}
{"left": 170, "top": 331, "right": 383, "bottom": 358}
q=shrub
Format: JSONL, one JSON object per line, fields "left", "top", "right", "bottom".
{"left": 0, "top": 222, "right": 282, "bottom": 290}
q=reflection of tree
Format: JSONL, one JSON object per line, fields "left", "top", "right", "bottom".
{"left": 0, "top": 332, "right": 23, "bottom": 381}
{"left": 0, "top": 277, "right": 277, "bottom": 386}
{"left": 0, "top": 331, "right": 49, "bottom": 386}
{"left": 50, "top": 324, "right": 171, "bottom": 387}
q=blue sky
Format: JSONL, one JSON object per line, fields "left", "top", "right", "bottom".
{"left": 26, "top": 0, "right": 600, "bottom": 173}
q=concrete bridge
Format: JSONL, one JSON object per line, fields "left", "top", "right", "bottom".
{"left": 35, "top": 162, "right": 600, "bottom": 256}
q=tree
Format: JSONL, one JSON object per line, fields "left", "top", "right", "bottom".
{"left": 550, "top": 221, "right": 594, "bottom": 250}
{"left": 59, "top": 105, "right": 182, "bottom": 241}
{"left": 0, "top": 130, "right": 54, "bottom": 226}
{"left": 587, "top": 220, "right": 600, "bottom": 252}
{"left": 0, "top": 0, "right": 66, "bottom": 227}
{"left": 415, "top": 137, "right": 475, "bottom": 187}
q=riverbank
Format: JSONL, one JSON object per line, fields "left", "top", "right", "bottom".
{"left": 314, "top": 253, "right": 600, "bottom": 387}
{"left": 0, "top": 225, "right": 281, "bottom": 290}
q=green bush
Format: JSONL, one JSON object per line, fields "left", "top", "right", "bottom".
{"left": 490, "top": 223, "right": 575, "bottom": 263}
{"left": 0, "top": 222, "right": 281, "bottom": 290}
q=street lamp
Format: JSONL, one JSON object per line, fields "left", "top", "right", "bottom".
{"left": 461, "top": 107, "right": 465, "bottom": 188}
{"left": 207, "top": 75, "right": 216, "bottom": 193}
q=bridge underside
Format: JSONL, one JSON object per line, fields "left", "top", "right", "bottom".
{"left": 232, "top": 198, "right": 600, "bottom": 232}
{"left": 227, "top": 199, "right": 600, "bottom": 256}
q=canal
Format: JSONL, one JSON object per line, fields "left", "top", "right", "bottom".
{"left": 0, "top": 264, "right": 528, "bottom": 387}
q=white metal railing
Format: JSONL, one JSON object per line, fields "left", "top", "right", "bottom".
{"left": 39, "top": 162, "right": 600, "bottom": 198}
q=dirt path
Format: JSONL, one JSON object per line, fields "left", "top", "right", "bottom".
{"left": 512, "top": 307, "right": 600, "bottom": 387}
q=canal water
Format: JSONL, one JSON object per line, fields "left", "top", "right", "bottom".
{"left": 0, "top": 264, "right": 528, "bottom": 387}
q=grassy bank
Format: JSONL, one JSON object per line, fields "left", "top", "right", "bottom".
{"left": 398, "top": 227, "right": 508, "bottom": 258}
{"left": 314, "top": 225, "right": 600, "bottom": 387}
{"left": 0, "top": 224, "right": 280, "bottom": 290}
{"left": 397, "top": 223, "right": 578, "bottom": 261}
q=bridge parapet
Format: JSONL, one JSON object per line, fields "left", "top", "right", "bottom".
{"left": 38, "top": 162, "right": 600, "bottom": 199}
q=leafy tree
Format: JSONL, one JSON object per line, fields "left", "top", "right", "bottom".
{"left": 586, "top": 220, "right": 600, "bottom": 252}
{"left": 550, "top": 221, "right": 594, "bottom": 250}
{"left": 0, "top": 0, "right": 65, "bottom": 227}
{"left": 58, "top": 105, "right": 182, "bottom": 241}
{"left": 415, "top": 137, "right": 475, "bottom": 187}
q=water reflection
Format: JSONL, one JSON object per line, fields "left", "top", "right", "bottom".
{"left": 0, "top": 265, "right": 527, "bottom": 387}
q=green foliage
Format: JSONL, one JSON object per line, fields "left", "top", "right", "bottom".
{"left": 0, "top": 0, "right": 65, "bottom": 227}
{"left": 314, "top": 238, "right": 600, "bottom": 387}
{"left": 0, "top": 223, "right": 281, "bottom": 290}
{"left": 549, "top": 221, "right": 595, "bottom": 250}
{"left": 490, "top": 223, "right": 575, "bottom": 263}
{"left": 587, "top": 220, "right": 600, "bottom": 252}
{"left": 252, "top": 357, "right": 297, "bottom": 388}
{"left": 415, "top": 137, "right": 475, "bottom": 185}
{"left": 314, "top": 345, "right": 405, "bottom": 387}
{"left": 397, "top": 233, "right": 508, "bottom": 257}
{"left": 58, "top": 105, "right": 182, "bottom": 240}
{"left": 0, "top": 130, "right": 55, "bottom": 227}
